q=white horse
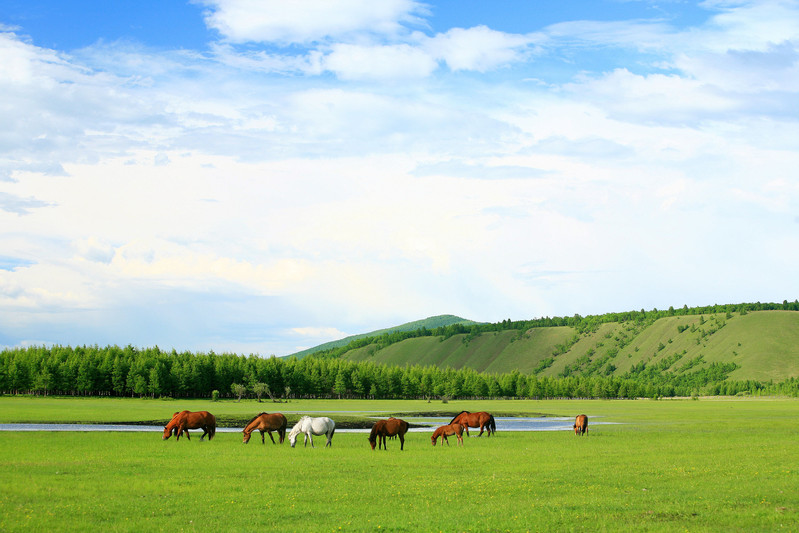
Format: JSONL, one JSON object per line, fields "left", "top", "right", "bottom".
{"left": 288, "top": 416, "right": 336, "bottom": 448}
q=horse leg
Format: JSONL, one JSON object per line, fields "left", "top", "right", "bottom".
{"left": 399, "top": 433, "right": 404, "bottom": 451}
{"left": 268, "top": 431, "right": 276, "bottom": 444}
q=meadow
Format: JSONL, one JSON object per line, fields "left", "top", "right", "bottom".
{"left": 1, "top": 396, "right": 797, "bottom": 532}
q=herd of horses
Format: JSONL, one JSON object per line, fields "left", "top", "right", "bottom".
{"left": 163, "top": 409, "right": 590, "bottom": 447}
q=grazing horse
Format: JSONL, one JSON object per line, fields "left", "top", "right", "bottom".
{"left": 449, "top": 411, "right": 496, "bottom": 437}
{"left": 288, "top": 416, "right": 336, "bottom": 448}
{"left": 573, "top": 414, "right": 588, "bottom": 436}
{"left": 368, "top": 418, "right": 409, "bottom": 450}
{"left": 431, "top": 423, "right": 464, "bottom": 446}
{"left": 163, "top": 410, "right": 216, "bottom": 441}
{"left": 164, "top": 411, "right": 190, "bottom": 439}
{"left": 242, "top": 412, "right": 287, "bottom": 444}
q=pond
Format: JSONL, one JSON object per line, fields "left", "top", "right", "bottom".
{"left": 0, "top": 416, "right": 611, "bottom": 433}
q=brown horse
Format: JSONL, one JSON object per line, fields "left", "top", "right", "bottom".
{"left": 368, "top": 417, "right": 409, "bottom": 450}
{"left": 164, "top": 411, "right": 190, "bottom": 439}
{"left": 431, "top": 423, "right": 464, "bottom": 446}
{"left": 163, "top": 410, "right": 216, "bottom": 441}
{"left": 449, "top": 411, "right": 496, "bottom": 437}
{"left": 242, "top": 412, "right": 287, "bottom": 444}
{"left": 573, "top": 414, "right": 588, "bottom": 436}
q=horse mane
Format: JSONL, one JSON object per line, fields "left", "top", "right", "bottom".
{"left": 449, "top": 410, "right": 470, "bottom": 424}
{"left": 246, "top": 412, "right": 268, "bottom": 426}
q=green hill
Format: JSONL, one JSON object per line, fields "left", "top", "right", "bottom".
{"left": 289, "top": 314, "right": 479, "bottom": 359}
{"left": 322, "top": 308, "right": 799, "bottom": 383}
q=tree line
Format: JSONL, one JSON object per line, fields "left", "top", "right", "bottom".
{"left": 2, "top": 343, "right": 798, "bottom": 400}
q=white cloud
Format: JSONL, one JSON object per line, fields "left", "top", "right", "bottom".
{"left": 698, "top": 0, "right": 799, "bottom": 52}
{"left": 198, "top": 0, "right": 427, "bottom": 44}
{"left": 324, "top": 43, "right": 437, "bottom": 80}
{"left": 3, "top": 2, "right": 799, "bottom": 353}
{"left": 426, "top": 25, "right": 538, "bottom": 72}
{"left": 291, "top": 326, "right": 349, "bottom": 339}
{"left": 566, "top": 68, "right": 739, "bottom": 123}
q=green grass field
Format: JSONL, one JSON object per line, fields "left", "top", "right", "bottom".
{"left": 1, "top": 397, "right": 798, "bottom": 531}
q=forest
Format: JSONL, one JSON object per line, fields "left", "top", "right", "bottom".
{"left": 2, "top": 343, "right": 796, "bottom": 400}
{"left": 3, "top": 300, "right": 799, "bottom": 401}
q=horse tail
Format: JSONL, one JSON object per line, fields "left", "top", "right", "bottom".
{"left": 488, "top": 415, "right": 496, "bottom": 435}
{"left": 449, "top": 410, "right": 469, "bottom": 425}
{"left": 279, "top": 416, "right": 287, "bottom": 443}
{"left": 209, "top": 414, "right": 216, "bottom": 440}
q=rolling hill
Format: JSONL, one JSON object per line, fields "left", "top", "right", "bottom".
{"left": 303, "top": 306, "right": 799, "bottom": 383}
{"left": 288, "top": 314, "right": 479, "bottom": 359}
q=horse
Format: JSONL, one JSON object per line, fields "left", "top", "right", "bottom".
{"left": 242, "top": 412, "right": 287, "bottom": 444}
{"left": 431, "top": 423, "right": 464, "bottom": 446}
{"left": 573, "top": 414, "right": 588, "bottom": 436}
{"left": 163, "top": 411, "right": 190, "bottom": 439}
{"left": 368, "top": 418, "right": 409, "bottom": 450}
{"left": 449, "top": 411, "right": 496, "bottom": 437}
{"left": 288, "top": 416, "right": 336, "bottom": 448}
{"left": 163, "top": 410, "right": 216, "bottom": 441}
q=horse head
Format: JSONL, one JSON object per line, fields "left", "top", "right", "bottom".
{"left": 242, "top": 429, "right": 252, "bottom": 444}
{"left": 162, "top": 425, "right": 171, "bottom": 440}
{"left": 288, "top": 423, "right": 302, "bottom": 447}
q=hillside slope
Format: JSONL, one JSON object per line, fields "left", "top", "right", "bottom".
{"left": 289, "top": 314, "right": 478, "bottom": 359}
{"left": 338, "top": 310, "right": 799, "bottom": 382}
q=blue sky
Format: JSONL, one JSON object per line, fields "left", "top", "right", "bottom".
{"left": 1, "top": 1, "right": 798, "bottom": 356}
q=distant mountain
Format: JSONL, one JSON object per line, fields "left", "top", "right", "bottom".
{"left": 288, "top": 315, "right": 479, "bottom": 359}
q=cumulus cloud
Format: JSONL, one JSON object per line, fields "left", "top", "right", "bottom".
{"left": 198, "top": 0, "right": 428, "bottom": 44}
{"left": 3, "top": 1, "right": 799, "bottom": 353}
{"left": 324, "top": 42, "right": 437, "bottom": 80}
{"left": 426, "top": 25, "right": 539, "bottom": 72}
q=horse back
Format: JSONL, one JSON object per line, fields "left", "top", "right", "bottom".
{"left": 449, "top": 410, "right": 470, "bottom": 425}
{"left": 388, "top": 418, "right": 407, "bottom": 436}
{"left": 574, "top": 414, "right": 588, "bottom": 434}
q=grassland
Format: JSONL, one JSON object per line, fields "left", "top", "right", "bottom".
{"left": 1, "top": 396, "right": 798, "bottom": 531}
{"left": 341, "top": 310, "right": 799, "bottom": 382}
